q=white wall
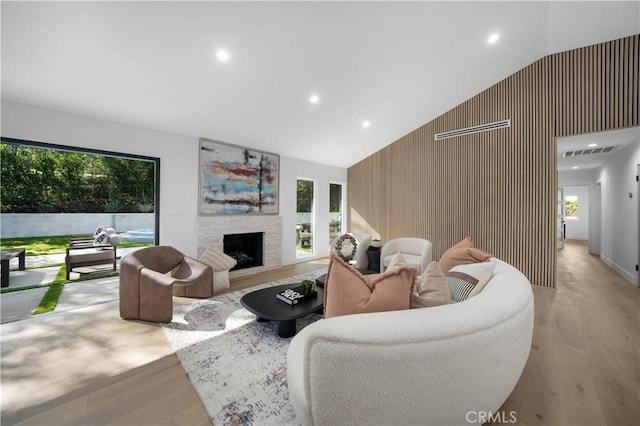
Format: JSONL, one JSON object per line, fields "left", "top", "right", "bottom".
{"left": 597, "top": 139, "right": 640, "bottom": 286}
{"left": 2, "top": 100, "right": 198, "bottom": 255}
{"left": 1, "top": 100, "right": 348, "bottom": 262}
{"left": 280, "top": 156, "right": 347, "bottom": 265}
{"left": 561, "top": 185, "right": 589, "bottom": 240}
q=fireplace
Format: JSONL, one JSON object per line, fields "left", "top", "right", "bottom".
{"left": 223, "top": 232, "right": 264, "bottom": 271}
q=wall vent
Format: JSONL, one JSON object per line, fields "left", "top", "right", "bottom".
{"left": 562, "top": 146, "right": 615, "bottom": 157}
{"left": 434, "top": 119, "right": 511, "bottom": 141}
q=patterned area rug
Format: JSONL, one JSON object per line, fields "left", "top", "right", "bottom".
{"left": 161, "top": 270, "right": 325, "bottom": 425}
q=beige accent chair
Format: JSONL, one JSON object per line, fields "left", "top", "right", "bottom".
{"left": 198, "top": 245, "right": 237, "bottom": 293}
{"left": 380, "top": 237, "right": 432, "bottom": 274}
{"left": 119, "top": 246, "right": 213, "bottom": 323}
{"left": 330, "top": 232, "right": 372, "bottom": 269}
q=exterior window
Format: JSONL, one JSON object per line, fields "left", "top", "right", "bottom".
{"left": 565, "top": 195, "right": 579, "bottom": 220}
{"left": 296, "top": 179, "right": 314, "bottom": 257}
{"left": 329, "top": 183, "right": 343, "bottom": 247}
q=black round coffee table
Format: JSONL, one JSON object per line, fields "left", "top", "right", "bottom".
{"left": 240, "top": 283, "right": 324, "bottom": 338}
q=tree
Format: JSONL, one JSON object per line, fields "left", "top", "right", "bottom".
{"left": 1, "top": 143, "right": 155, "bottom": 213}
{"left": 297, "top": 180, "right": 313, "bottom": 212}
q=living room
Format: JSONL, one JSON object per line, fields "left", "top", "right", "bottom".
{"left": 1, "top": 1, "right": 639, "bottom": 425}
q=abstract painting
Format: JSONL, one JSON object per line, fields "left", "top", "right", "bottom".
{"left": 199, "top": 138, "right": 279, "bottom": 215}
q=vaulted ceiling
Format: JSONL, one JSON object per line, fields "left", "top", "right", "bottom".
{"left": 2, "top": 1, "right": 638, "bottom": 168}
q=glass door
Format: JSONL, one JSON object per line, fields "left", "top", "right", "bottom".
{"left": 296, "top": 179, "right": 315, "bottom": 258}
{"left": 329, "top": 183, "right": 343, "bottom": 247}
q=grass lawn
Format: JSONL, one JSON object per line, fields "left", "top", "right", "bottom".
{"left": 0, "top": 235, "right": 151, "bottom": 256}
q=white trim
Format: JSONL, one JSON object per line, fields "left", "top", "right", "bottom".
{"left": 601, "top": 254, "right": 638, "bottom": 286}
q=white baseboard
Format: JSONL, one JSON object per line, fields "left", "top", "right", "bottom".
{"left": 600, "top": 255, "right": 638, "bottom": 286}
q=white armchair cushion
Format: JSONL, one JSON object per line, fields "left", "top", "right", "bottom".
{"left": 380, "top": 237, "right": 432, "bottom": 274}
{"left": 383, "top": 253, "right": 423, "bottom": 271}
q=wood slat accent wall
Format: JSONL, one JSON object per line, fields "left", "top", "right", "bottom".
{"left": 348, "top": 35, "right": 639, "bottom": 288}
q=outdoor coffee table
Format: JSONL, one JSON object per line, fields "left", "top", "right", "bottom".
{"left": 240, "top": 283, "right": 324, "bottom": 338}
{"left": 1, "top": 248, "right": 26, "bottom": 288}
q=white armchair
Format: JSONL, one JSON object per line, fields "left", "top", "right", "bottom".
{"left": 380, "top": 237, "right": 432, "bottom": 274}
{"left": 330, "top": 232, "right": 372, "bottom": 269}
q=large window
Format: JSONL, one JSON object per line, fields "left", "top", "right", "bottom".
{"left": 0, "top": 137, "right": 160, "bottom": 244}
{"left": 296, "top": 179, "right": 315, "bottom": 257}
{"left": 329, "top": 183, "right": 343, "bottom": 247}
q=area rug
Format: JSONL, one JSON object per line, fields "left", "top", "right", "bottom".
{"left": 161, "top": 270, "right": 325, "bottom": 425}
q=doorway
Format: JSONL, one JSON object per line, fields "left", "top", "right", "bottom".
{"left": 561, "top": 185, "right": 589, "bottom": 242}
{"left": 556, "top": 127, "right": 640, "bottom": 286}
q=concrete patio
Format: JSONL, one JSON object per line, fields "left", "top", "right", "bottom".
{"left": 0, "top": 247, "right": 141, "bottom": 324}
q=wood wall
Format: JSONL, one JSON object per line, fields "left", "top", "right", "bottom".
{"left": 348, "top": 35, "right": 639, "bottom": 288}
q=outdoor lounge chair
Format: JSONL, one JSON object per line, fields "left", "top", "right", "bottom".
{"left": 65, "top": 238, "right": 117, "bottom": 280}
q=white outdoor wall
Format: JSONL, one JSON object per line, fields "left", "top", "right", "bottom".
{"left": 1, "top": 100, "right": 199, "bottom": 256}
{"left": 280, "top": 156, "right": 347, "bottom": 265}
{"left": 561, "top": 185, "right": 589, "bottom": 240}
{"left": 597, "top": 139, "right": 640, "bottom": 286}
{"left": 558, "top": 169, "right": 598, "bottom": 253}
{"left": 1, "top": 213, "right": 154, "bottom": 238}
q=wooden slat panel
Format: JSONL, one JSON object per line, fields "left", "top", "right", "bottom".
{"left": 347, "top": 34, "right": 639, "bottom": 288}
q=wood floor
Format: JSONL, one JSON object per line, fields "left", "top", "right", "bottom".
{"left": 496, "top": 240, "right": 639, "bottom": 425}
{"left": 0, "top": 259, "right": 329, "bottom": 426}
{"left": 2, "top": 244, "right": 638, "bottom": 425}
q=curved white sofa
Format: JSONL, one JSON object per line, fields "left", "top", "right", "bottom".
{"left": 287, "top": 258, "right": 534, "bottom": 425}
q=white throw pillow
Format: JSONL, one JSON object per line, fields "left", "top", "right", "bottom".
{"left": 94, "top": 230, "right": 110, "bottom": 246}
{"left": 447, "top": 261, "right": 495, "bottom": 301}
{"left": 412, "top": 261, "right": 450, "bottom": 308}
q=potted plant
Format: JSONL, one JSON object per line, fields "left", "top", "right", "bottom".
{"left": 301, "top": 279, "right": 316, "bottom": 294}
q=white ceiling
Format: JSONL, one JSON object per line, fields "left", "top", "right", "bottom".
{"left": 2, "top": 1, "right": 639, "bottom": 168}
{"left": 557, "top": 127, "right": 640, "bottom": 172}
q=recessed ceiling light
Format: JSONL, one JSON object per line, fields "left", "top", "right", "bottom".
{"left": 487, "top": 33, "right": 500, "bottom": 44}
{"left": 572, "top": 166, "right": 579, "bottom": 169}
{"left": 309, "top": 94, "right": 319, "bottom": 104}
{"left": 362, "top": 120, "right": 371, "bottom": 128}
{"left": 587, "top": 143, "right": 598, "bottom": 147}
{"left": 216, "top": 49, "right": 230, "bottom": 62}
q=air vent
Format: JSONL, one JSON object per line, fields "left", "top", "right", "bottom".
{"left": 434, "top": 119, "right": 511, "bottom": 141}
{"left": 562, "top": 146, "right": 615, "bottom": 157}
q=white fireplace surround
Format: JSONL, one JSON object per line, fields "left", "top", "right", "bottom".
{"left": 198, "top": 215, "right": 282, "bottom": 278}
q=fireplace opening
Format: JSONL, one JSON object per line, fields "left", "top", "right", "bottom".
{"left": 223, "top": 232, "right": 264, "bottom": 271}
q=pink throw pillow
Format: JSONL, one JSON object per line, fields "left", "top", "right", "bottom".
{"left": 324, "top": 255, "right": 415, "bottom": 319}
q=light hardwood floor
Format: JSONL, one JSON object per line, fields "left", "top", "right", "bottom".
{"left": 2, "top": 245, "right": 638, "bottom": 425}
{"left": 1, "top": 259, "right": 329, "bottom": 425}
{"left": 496, "top": 240, "right": 639, "bottom": 425}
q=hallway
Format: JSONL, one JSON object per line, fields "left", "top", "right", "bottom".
{"left": 499, "top": 239, "right": 639, "bottom": 425}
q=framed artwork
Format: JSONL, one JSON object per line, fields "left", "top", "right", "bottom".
{"left": 199, "top": 138, "right": 279, "bottom": 215}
